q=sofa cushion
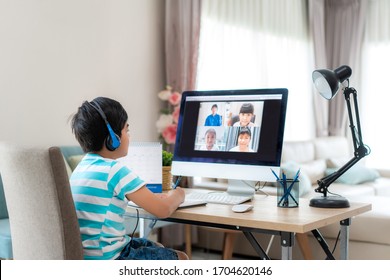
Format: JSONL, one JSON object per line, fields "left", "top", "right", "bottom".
{"left": 326, "top": 157, "right": 350, "bottom": 168}
{"left": 319, "top": 196, "right": 390, "bottom": 246}
{"left": 320, "top": 182, "right": 376, "bottom": 198}
{"left": 0, "top": 218, "right": 12, "bottom": 258}
{"left": 363, "top": 178, "right": 390, "bottom": 197}
{"left": 300, "top": 159, "right": 327, "bottom": 184}
{"left": 67, "top": 154, "right": 85, "bottom": 171}
{"left": 282, "top": 140, "right": 315, "bottom": 163}
{"left": 63, "top": 155, "right": 73, "bottom": 178}
{"left": 60, "top": 145, "right": 84, "bottom": 166}
{"left": 314, "top": 136, "right": 351, "bottom": 159}
{"left": 0, "top": 175, "right": 9, "bottom": 219}
{"left": 325, "top": 166, "right": 380, "bottom": 185}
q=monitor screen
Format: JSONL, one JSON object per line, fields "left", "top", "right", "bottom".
{"left": 172, "top": 88, "right": 288, "bottom": 183}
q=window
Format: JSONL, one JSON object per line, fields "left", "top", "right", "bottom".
{"left": 196, "top": 0, "right": 315, "bottom": 141}
{"left": 361, "top": 0, "right": 390, "bottom": 168}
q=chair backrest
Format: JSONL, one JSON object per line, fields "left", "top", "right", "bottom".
{"left": 0, "top": 143, "right": 83, "bottom": 259}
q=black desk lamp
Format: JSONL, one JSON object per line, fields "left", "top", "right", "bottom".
{"left": 310, "top": 65, "right": 369, "bottom": 208}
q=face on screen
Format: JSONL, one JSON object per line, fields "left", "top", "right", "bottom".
{"left": 194, "top": 101, "right": 264, "bottom": 153}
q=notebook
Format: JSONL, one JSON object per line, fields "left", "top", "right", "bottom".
{"left": 118, "top": 142, "right": 162, "bottom": 193}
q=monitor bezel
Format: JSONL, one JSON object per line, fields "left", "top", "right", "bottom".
{"left": 172, "top": 88, "right": 288, "bottom": 182}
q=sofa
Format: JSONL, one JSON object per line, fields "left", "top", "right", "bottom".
{"left": 0, "top": 174, "right": 12, "bottom": 259}
{"left": 191, "top": 136, "right": 390, "bottom": 260}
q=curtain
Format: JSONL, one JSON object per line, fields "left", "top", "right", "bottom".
{"left": 197, "top": 0, "right": 315, "bottom": 141}
{"left": 309, "top": 0, "right": 368, "bottom": 137}
{"left": 361, "top": 0, "right": 390, "bottom": 168}
{"left": 308, "top": 0, "right": 329, "bottom": 137}
{"left": 165, "top": 0, "right": 201, "bottom": 93}
{"left": 161, "top": 0, "right": 201, "bottom": 249}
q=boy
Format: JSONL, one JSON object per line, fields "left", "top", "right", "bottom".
{"left": 70, "top": 97, "right": 187, "bottom": 260}
{"left": 204, "top": 104, "right": 222, "bottom": 126}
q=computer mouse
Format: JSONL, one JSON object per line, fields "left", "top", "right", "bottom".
{"left": 232, "top": 204, "right": 254, "bottom": 213}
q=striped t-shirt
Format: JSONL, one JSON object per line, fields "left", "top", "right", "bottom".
{"left": 70, "top": 153, "right": 145, "bottom": 260}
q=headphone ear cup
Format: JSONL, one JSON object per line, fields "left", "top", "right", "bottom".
{"left": 105, "top": 132, "right": 121, "bottom": 151}
{"left": 105, "top": 123, "right": 121, "bottom": 151}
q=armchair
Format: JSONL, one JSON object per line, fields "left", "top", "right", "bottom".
{"left": 0, "top": 143, "right": 83, "bottom": 259}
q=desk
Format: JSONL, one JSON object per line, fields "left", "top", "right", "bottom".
{"left": 126, "top": 189, "right": 371, "bottom": 260}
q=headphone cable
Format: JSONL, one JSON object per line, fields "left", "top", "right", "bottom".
{"left": 129, "top": 209, "right": 140, "bottom": 248}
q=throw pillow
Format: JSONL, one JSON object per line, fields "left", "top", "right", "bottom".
{"left": 67, "top": 154, "right": 85, "bottom": 171}
{"left": 280, "top": 161, "right": 312, "bottom": 197}
{"left": 299, "top": 159, "right": 327, "bottom": 184}
{"left": 325, "top": 165, "right": 380, "bottom": 185}
{"left": 326, "top": 157, "right": 350, "bottom": 168}
{"left": 63, "top": 155, "right": 73, "bottom": 178}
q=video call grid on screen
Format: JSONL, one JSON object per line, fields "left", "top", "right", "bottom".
{"left": 173, "top": 89, "right": 288, "bottom": 167}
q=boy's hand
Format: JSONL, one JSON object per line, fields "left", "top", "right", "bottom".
{"left": 155, "top": 193, "right": 168, "bottom": 199}
{"left": 169, "top": 187, "right": 185, "bottom": 202}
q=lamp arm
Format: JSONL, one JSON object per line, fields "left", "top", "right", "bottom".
{"left": 315, "top": 86, "right": 368, "bottom": 196}
{"left": 345, "top": 87, "right": 365, "bottom": 154}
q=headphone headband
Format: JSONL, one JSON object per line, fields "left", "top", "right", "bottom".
{"left": 90, "top": 101, "right": 108, "bottom": 123}
{"left": 89, "top": 101, "right": 121, "bottom": 151}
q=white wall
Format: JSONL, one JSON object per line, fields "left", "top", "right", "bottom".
{"left": 0, "top": 0, "right": 165, "bottom": 147}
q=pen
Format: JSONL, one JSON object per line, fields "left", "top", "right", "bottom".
{"left": 270, "top": 168, "right": 280, "bottom": 180}
{"left": 278, "top": 169, "right": 300, "bottom": 206}
{"left": 173, "top": 176, "right": 182, "bottom": 189}
{"left": 282, "top": 171, "right": 287, "bottom": 192}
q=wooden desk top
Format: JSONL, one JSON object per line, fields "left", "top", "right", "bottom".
{"left": 126, "top": 189, "right": 372, "bottom": 234}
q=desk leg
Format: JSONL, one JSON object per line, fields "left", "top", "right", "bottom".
{"left": 281, "top": 232, "right": 294, "bottom": 260}
{"left": 340, "top": 218, "right": 351, "bottom": 260}
{"left": 185, "top": 224, "right": 192, "bottom": 259}
{"left": 296, "top": 233, "right": 313, "bottom": 260}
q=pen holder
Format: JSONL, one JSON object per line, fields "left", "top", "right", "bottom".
{"left": 277, "top": 179, "right": 299, "bottom": 208}
{"left": 162, "top": 166, "right": 173, "bottom": 191}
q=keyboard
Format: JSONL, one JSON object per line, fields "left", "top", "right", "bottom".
{"left": 186, "top": 191, "right": 252, "bottom": 205}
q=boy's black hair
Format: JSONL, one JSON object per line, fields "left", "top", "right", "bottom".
{"left": 211, "top": 104, "right": 218, "bottom": 109}
{"left": 71, "top": 97, "right": 128, "bottom": 153}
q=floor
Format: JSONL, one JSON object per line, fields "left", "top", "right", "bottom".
{"left": 190, "top": 246, "right": 257, "bottom": 260}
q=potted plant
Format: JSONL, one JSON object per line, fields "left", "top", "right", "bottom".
{"left": 162, "top": 150, "right": 173, "bottom": 167}
{"left": 162, "top": 150, "right": 173, "bottom": 190}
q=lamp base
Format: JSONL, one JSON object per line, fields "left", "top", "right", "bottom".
{"left": 309, "top": 196, "right": 350, "bottom": 208}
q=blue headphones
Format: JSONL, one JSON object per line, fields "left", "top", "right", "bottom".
{"left": 89, "top": 101, "right": 121, "bottom": 151}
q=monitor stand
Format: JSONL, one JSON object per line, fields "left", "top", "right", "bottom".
{"left": 226, "top": 179, "right": 256, "bottom": 198}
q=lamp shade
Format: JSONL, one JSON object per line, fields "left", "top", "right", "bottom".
{"left": 312, "top": 65, "right": 352, "bottom": 100}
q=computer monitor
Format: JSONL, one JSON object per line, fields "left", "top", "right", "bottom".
{"left": 172, "top": 88, "right": 288, "bottom": 196}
